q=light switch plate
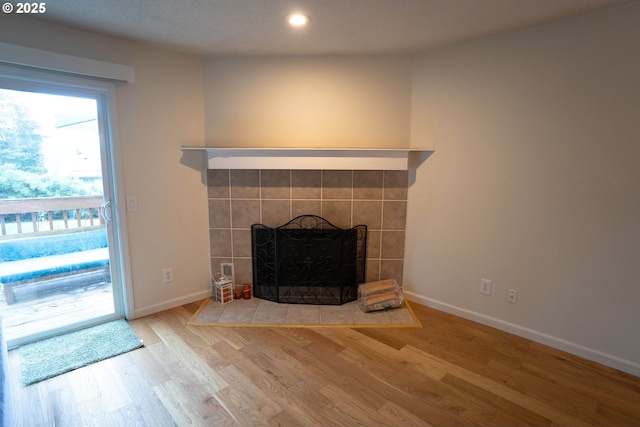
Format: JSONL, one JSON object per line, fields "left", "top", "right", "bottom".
{"left": 126, "top": 196, "right": 138, "bottom": 212}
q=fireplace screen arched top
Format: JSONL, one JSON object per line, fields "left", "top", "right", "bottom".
{"left": 251, "top": 215, "right": 367, "bottom": 305}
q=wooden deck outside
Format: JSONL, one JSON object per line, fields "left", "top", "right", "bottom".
{"left": 0, "top": 195, "right": 115, "bottom": 343}
{"left": 0, "top": 280, "right": 114, "bottom": 343}
{"left": 0, "top": 195, "right": 104, "bottom": 236}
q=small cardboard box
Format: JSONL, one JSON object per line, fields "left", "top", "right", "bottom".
{"left": 357, "top": 279, "right": 403, "bottom": 312}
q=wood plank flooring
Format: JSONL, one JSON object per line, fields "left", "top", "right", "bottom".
{"left": 6, "top": 300, "right": 640, "bottom": 426}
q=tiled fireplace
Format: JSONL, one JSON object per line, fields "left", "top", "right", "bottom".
{"left": 206, "top": 168, "right": 409, "bottom": 290}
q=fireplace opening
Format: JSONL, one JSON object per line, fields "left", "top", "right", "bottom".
{"left": 251, "top": 215, "right": 367, "bottom": 305}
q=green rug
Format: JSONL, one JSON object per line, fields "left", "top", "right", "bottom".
{"left": 19, "top": 319, "right": 143, "bottom": 386}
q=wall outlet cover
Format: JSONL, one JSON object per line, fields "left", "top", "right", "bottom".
{"left": 480, "top": 278, "right": 492, "bottom": 296}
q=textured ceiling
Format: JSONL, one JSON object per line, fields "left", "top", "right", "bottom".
{"left": 35, "top": 0, "right": 631, "bottom": 56}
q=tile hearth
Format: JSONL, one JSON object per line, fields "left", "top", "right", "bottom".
{"left": 188, "top": 297, "right": 419, "bottom": 327}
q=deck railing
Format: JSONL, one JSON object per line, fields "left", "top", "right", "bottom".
{"left": 0, "top": 196, "right": 105, "bottom": 237}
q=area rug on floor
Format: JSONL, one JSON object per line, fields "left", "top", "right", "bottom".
{"left": 19, "top": 319, "right": 143, "bottom": 386}
{"left": 187, "top": 297, "right": 422, "bottom": 328}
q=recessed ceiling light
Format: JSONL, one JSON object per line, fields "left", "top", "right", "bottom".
{"left": 287, "top": 13, "right": 310, "bottom": 27}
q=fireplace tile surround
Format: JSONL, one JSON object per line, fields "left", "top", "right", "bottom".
{"left": 207, "top": 169, "right": 409, "bottom": 291}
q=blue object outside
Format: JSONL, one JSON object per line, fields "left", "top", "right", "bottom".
{"left": 0, "top": 228, "right": 109, "bottom": 284}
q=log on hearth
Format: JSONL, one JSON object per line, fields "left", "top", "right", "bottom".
{"left": 357, "top": 279, "right": 404, "bottom": 312}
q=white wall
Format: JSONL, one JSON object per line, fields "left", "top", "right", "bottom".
{"left": 203, "top": 55, "right": 412, "bottom": 147}
{"left": 0, "top": 17, "right": 211, "bottom": 317}
{"left": 3, "top": 3, "right": 638, "bottom": 375}
{"left": 406, "top": 2, "right": 640, "bottom": 374}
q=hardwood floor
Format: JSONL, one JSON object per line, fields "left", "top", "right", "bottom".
{"left": 7, "top": 300, "right": 640, "bottom": 426}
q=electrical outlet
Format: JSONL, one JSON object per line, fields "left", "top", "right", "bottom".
{"left": 162, "top": 267, "right": 174, "bottom": 283}
{"left": 507, "top": 289, "right": 518, "bottom": 304}
{"left": 480, "top": 278, "right": 492, "bottom": 296}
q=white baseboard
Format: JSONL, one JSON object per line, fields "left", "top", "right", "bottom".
{"left": 404, "top": 291, "right": 640, "bottom": 377}
{"left": 130, "top": 290, "right": 210, "bottom": 319}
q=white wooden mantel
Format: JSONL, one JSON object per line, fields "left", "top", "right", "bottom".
{"left": 180, "top": 147, "right": 434, "bottom": 170}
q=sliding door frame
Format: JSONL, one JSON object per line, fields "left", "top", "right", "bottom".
{"left": 0, "top": 64, "right": 134, "bottom": 348}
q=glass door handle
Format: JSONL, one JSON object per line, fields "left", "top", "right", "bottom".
{"left": 100, "top": 199, "right": 112, "bottom": 223}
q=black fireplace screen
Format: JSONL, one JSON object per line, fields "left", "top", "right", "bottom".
{"left": 251, "top": 215, "right": 367, "bottom": 305}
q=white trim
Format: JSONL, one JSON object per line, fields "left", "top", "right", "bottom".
{"left": 181, "top": 146, "right": 434, "bottom": 170}
{"left": 6, "top": 313, "right": 121, "bottom": 350}
{"left": 101, "top": 82, "right": 135, "bottom": 319}
{"left": 132, "top": 290, "right": 210, "bottom": 319}
{"left": 404, "top": 291, "right": 640, "bottom": 377}
{"left": 0, "top": 42, "right": 135, "bottom": 83}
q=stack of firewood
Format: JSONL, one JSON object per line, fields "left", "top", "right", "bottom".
{"left": 357, "top": 279, "right": 404, "bottom": 312}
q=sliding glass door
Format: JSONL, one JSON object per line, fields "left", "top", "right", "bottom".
{"left": 0, "top": 67, "right": 127, "bottom": 347}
